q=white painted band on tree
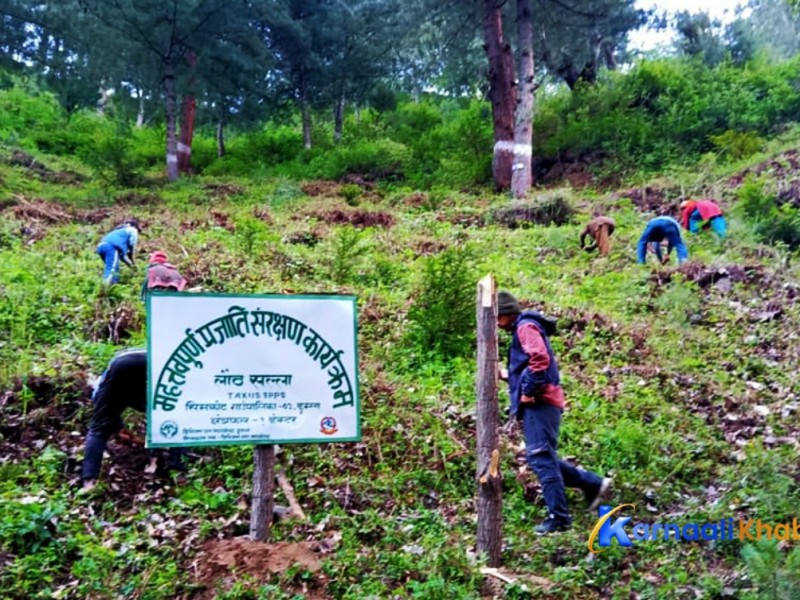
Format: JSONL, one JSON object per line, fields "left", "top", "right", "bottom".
{"left": 177, "top": 142, "right": 192, "bottom": 154}
{"left": 494, "top": 141, "right": 532, "bottom": 156}
{"left": 494, "top": 140, "right": 516, "bottom": 153}
{"left": 167, "top": 154, "right": 178, "bottom": 164}
{"left": 513, "top": 143, "right": 532, "bottom": 156}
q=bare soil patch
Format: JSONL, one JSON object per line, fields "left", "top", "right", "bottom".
{"left": 188, "top": 538, "right": 329, "bottom": 600}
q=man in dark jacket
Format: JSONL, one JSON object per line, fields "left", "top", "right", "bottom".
{"left": 498, "top": 291, "right": 611, "bottom": 534}
{"left": 81, "top": 349, "right": 184, "bottom": 490}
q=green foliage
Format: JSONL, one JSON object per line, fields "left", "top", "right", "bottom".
{"left": 535, "top": 56, "right": 800, "bottom": 174}
{"left": 709, "top": 130, "right": 765, "bottom": 161}
{"left": 326, "top": 226, "right": 371, "bottom": 284}
{"left": 736, "top": 177, "right": 800, "bottom": 249}
{"left": 0, "top": 85, "right": 63, "bottom": 149}
{"left": 742, "top": 540, "right": 800, "bottom": 600}
{"left": 234, "top": 215, "right": 270, "bottom": 256}
{"left": 405, "top": 244, "right": 476, "bottom": 362}
{"left": 82, "top": 120, "right": 144, "bottom": 187}
{"left": 339, "top": 183, "right": 362, "bottom": 206}
{"left": 309, "top": 138, "right": 410, "bottom": 181}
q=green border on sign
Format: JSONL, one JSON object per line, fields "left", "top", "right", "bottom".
{"left": 146, "top": 291, "right": 361, "bottom": 448}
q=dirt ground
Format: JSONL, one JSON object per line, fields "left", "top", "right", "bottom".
{"left": 187, "top": 538, "right": 330, "bottom": 599}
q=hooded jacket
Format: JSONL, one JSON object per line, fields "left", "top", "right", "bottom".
{"left": 507, "top": 311, "right": 564, "bottom": 416}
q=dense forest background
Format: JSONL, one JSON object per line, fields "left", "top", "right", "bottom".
{"left": 2, "top": 0, "right": 800, "bottom": 188}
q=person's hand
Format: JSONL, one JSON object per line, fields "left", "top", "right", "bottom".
{"left": 661, "top": 255, "right": 670, "bottom": 265}
{"left": 520, "top": 394, "right": 535, "bottom": 404}
{"left": 498, "top": 367, "right": 508, "bottom": 381}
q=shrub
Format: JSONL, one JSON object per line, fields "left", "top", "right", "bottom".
{"left": 736, "top": 177, "right": 800, "bottom": 250}
{"left": 308, "top": 139, "right": 409, "bottom": 181}
{"left": 741, "top": 540, "right": 800, "bottom": 600}
{"left": 340, "top": 183, "right": 362, "bottom": 206}
{"left": 405, "top": 245, "right": 476, "bottom": 362}
{"left": 490, "top": 189, "right": 576, "bottom": 228}
{"left": 82, "top": 120, "right": 145, "bottom": 187}
{"left": 709, "top": 130, "right": 765, "bottom": 161}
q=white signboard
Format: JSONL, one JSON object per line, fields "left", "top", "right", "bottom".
{"left": 146, "top": 293, "right": 360, "bottom": 447}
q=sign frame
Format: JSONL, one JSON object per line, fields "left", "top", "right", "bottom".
{"left": 145, "top": 291, "right": 360, "bottom": 448}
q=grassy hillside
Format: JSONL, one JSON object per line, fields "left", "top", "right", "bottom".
{"left": 1, "top": 141, "right": 800, "bottom": 600}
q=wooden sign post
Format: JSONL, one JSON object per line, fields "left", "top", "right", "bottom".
{"left": 250, "top": 445, "right": 276, "bottom": 541}
{"left": 476, "top": 274, "right": 502, "bottom": 567}
{"left": 146, "top": 293, "right": 361, "bottom": 544}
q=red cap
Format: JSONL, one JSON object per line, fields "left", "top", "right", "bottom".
{"left": 149, "top": 251, "right": 169, "bottom": 264}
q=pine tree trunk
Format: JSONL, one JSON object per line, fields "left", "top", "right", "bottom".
{"left": 511, "top": 0, "right": 534, "bottom": 199}
{"left": 482, "top": 0, "right": 516, "bottom": 192}
{"left": 136, "top": 89, "right": 145, "bottom": 128}
{"left": 333, "top": 90, "right": 345, "bottom": 145}
{"left": 177, "top": 52, "right": 198, "bottom": 174}
{"left": 300, "top": 73, "right": 312, "bottom": 150}
{"left": 177, "top": 95, "right": 196, "bottom": 174}
{"left": 217, "top": 118, "right": 226, "bottom": 157}
{"left": 163, "top": 58, "right": 180, "bottom": 182}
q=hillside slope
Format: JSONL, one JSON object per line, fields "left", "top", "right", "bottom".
{"left": 1, "top": 147, "right": 799, "bottom": 599}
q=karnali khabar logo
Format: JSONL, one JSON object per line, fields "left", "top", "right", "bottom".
{"left": 588, "top": 504, "right": 800, "bottom": 553}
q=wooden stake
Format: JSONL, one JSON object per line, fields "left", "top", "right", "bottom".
{"left": 476, "top": 274, "right": 502, "bottom": 567}
{"left": 276, "top": 465, "right": 306, "bottom": 520}
{"left": 250, "top": 445, "right": 275, "bottom": 541}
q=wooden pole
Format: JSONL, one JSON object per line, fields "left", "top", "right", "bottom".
{"left": 250, "top": 444, "right": 276, "bottom": 541}
{"left": 476, "top": 274, "right": 502, "bottom": 567}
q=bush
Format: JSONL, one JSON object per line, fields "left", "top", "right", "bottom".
{"left": 736, "top": 177, "right": 800, "bottom": 250}
{"left": 308, "top": 139, "right": 410, "bottom": 181}
{"left": 709, "top": 130, "right": 764, "bottom": 161}
{"left": 82, "top": 120, "right": 145, "bottom": 187}
{"left": 405, "top": 245, "right": 476, "bottom": 362}
{"left": 490, "top": 189, "right": 576, "bottom": 228}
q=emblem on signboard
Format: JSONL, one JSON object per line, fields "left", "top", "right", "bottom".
{"left": 160, "top": 421, "right": 179, "bottom": 438}
{"left": 320, "top": 416, "right": 338, "bottom": 435}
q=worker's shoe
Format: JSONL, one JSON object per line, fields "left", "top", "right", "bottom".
{"left": 586, "top": 477, "right": 614, "bottom": 512}
{"left": 534, "top": 517, "right": 571, "bottom": 536}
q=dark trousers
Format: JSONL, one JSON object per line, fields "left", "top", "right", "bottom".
{"left": 520, "top": 402, "right": 602, "bottom": 525}
{"left": 82, "top": 360, "right": 184, "bottom": 480}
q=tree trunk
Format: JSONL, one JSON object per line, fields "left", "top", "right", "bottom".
{"left": 97, "top": 84, "right": 111, "bottom": 116}
{"left": 177, "top": 52, "right": 198, "bottom": 174}
{"left": 217, "top": 118, "right": 226, "bottom": 158}
{"left": 482, "top": 0, "right": 516, "bottom": 192}
{"left": 511, "top": 0, "right": 534, "bottom": 199}
{"left": 177, "top": 95, "right": 196, "bottom": 174}
{"left": 163, "top": 58, "right": 180, "bottom": 181}
{"left": 476, "top": 274, "right": 502, "bottom": 567}
{"left": 300, "top": 73, "right": 312, "bottom": 150}
{"left": 333, "top": 90, "right": 345, "bottom": 144}
{"left": 250, "top": 445, "right": 276, "bottom": 542}
{"left": 136, "top": 89, "right": 145, "bottom": 128}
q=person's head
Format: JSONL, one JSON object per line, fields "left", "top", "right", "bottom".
{"left": 679, "top": 200, "right": 695, "bottom": 211}
{"left": 149, "top": 250, "right": 169, "bottom": 264}
{"left": 126, "top": 218, "right": 141, "bottom": 232}
{"left": 497, "top": 290, "right": 521, "bottom": 331}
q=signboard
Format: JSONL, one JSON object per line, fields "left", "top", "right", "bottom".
{"left": 146, "top": 292, "right": 360, "bottom": 448}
